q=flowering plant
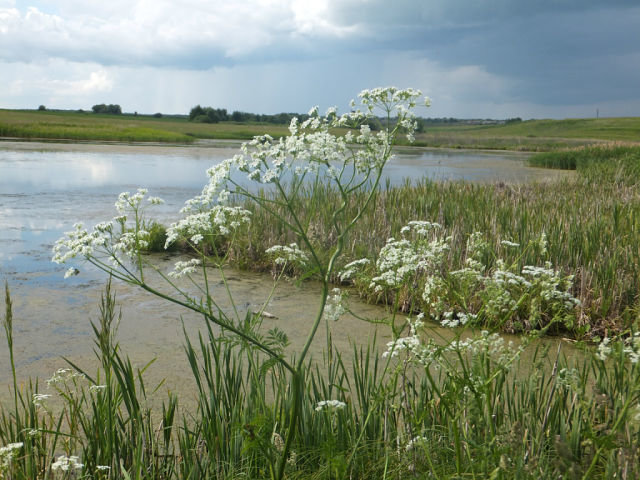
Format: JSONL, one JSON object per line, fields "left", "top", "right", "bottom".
{"left": 52, "top": 86, "right": 430, "bottom": 479}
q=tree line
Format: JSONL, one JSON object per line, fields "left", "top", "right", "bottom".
{"left": 91, "top": 104, "right": 122, "bottom": 114}
{"left": 189, "top": 105, "right": 312, "bottom": 125}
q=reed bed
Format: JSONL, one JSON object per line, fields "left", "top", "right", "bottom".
{"left": 221, "top": 148, "right": 640, "bottom": 337}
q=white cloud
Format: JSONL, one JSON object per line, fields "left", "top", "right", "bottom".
{"left": 1, "top": 61, "right": 114, "bottom": 108}
{"left": 68, "top": 69, "right": 113, "bottom": 94}
{"left": 290, "top": 0, "right": 360, "bottom": 37}
{"left": 0, "top": 0, "right": 362, "bottom": 67}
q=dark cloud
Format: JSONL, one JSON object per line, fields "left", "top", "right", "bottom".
{"left": 1, "top": 0, "right": 639, "bottom": 117}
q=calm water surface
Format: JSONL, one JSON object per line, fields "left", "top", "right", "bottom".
{"left": 0, "top": 141, "right": 570, "bottom": 394}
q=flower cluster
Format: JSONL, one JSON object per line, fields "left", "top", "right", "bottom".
{"left": 338, "top": 258, "right": 370, "bottom": 282}
{"left": 178, "top": 87, "right": 429, "bottom": 215}
{"left": 346, "top": 227, "right": 579, "bottom": 332}
{"left": 265, "top": 243, "right": 309, "bottom": 267}
{"left": 52, "top": 222, "right": 109, "bottom": 265}
{"left": 53, "top": 188, "right": 166, "bottom": 275}
{"left": 596, "top": 332, "right": 640, "bottom": 364}
{"left": 405, "top": 435, "right": 428, "bottom": 452}
{"left": 32, "top": 393, "right": 52, "bottom": 408}
{"left": 323, "top": 288, "right": 346, "bottom": 322}
{"left": 315, "top": 400, "right": 347, "bottom": 412}
{"left": 440, "top": 311, "right": 477, "bottom": 328}
{"left": 0, "top": 442, "right": 22, "bottom": 472}
{"left": 168, "top": 258, "right": 202, "bottom": 279}
{"left": 51, "top": 455, "right": 83, "bottom": 472}
{"left": 369, "top": 222, "right": 448, "bottom": 292}
{"left": 624, "top": 332, "right": 640, "bottom": 364}
{"left": 47, "top": 368, "right": 85, "bottom": 387}
{"left": 165, "top": 206, "right": 251, "bottom": 249}
{"left": 447, "top": 330, "right": 524, "bottom": 367}
{"left": 382, "top": 314, "right": 438, "bottom": 366}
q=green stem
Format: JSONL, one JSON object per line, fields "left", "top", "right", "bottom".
{"left": 136, "top": 282, "right": 295, "bottom": 374}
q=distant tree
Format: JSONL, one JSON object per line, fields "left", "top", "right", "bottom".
{"left": 38, "top": 105, "right": 46, "bottom": 111}
{"left": 231, "top": 110, "right": 245, "bottom": 122}
{"left": 189, "top": 105, "right": 205, "bottom": 120}
{"left": 92, "top": 104, "right": 122, "bottom": 115}
{"left": 189, "top": 105, "right": 228, "bottom": 123}
{"left": 153, "top": 112, "right": 163, "bottom": 118}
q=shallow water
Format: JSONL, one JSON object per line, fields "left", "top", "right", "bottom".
{"left": 0, "top": 141, "right": 572, "bottom": 399}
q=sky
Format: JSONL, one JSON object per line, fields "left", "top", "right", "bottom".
{"left": 1, "top": 0, "right": 639, "bottom": 119}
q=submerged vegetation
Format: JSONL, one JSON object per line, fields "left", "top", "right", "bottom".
{"left": 2, "top": 90, "right": 640, "bottom": 478}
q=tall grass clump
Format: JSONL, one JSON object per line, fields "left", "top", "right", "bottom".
{"left": 0, "top": 120, "right": 194, "bottom": 143}
{"left": 528, "top": 144, "right": 640, "bottom": 172}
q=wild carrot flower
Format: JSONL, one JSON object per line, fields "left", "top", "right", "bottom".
{"left": 0, "top": 442, "right": 23, "bottom": 470}
{"left": 266, "top": 243, "right": 308, "bottom": 266}
{"left": 51, "top": 455, "right": 83, "bottom": 471}
{"left": 168, "top": 259, "right": 201, "bottom": 279}
{"left": 315, "top": 400, "right": 346, "bottom": 412}
{"left": 32, "top": 393, "right": 52, "bottom": 407}
{"left": 47, "top": 368, "right": 85, "bottom": 386}
{"left": 596, "top": 337, "right": 612, "bottom": 361}
{"left": 322, "top": 288, "right": 345, "bottom": 322}
{"left": 338, "top": 258, "right": 370, "bottom": 282}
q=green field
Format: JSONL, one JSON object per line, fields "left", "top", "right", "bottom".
{"left": 0, "top": 109, "right": 290, "bottom": 143}
{"left": 408, "top": 117, "right": 640, "bottom": 150}
{"left": 1, "top": 108, "right": 639, "bottom": 149}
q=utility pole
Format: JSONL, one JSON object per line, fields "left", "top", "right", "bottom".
{"left": 596, "top": 108, "right": 599, "bottom": 119}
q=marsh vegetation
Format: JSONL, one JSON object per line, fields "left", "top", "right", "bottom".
{"left": 1, "top": 90, "right": 640, "bottom": 479}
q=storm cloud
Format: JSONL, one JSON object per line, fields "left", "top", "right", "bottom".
{"left": 1, "top": 0, "right": 638, "bottom": 118}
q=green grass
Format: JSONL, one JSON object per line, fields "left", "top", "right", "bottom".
{"left": 2, "top": 109, "right": 639, "bottom": 150}
{"left": 528, "top": 144, "right": 640, "bottom": 171}
{"left": 409, "top": 117, "right": 640, "bottom": 151}
{"left": 0, "top": 109, "right": 290, "bottom": 143}
{"left": 2, "top": 281, "right": 640, "bottom": 479}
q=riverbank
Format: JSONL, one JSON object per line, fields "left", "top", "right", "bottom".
{"left": 2, "top": 108, "right": 640, "bottom": 150}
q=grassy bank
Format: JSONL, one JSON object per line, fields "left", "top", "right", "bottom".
{"left": 2, "top": 109, "right": 639, "bottom": 150}
{"left": 409, "top": 117, "right": 640, "bottom": 151}
{"left": 528, "top": 143, "right": 640, "bottom": 174}
{"left": 0, "top": 109, "right": 289, "bottom": 143}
